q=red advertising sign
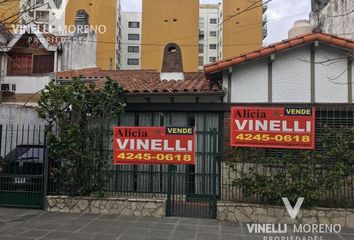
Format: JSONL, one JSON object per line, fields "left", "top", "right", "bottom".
{"left": 113, "top": 127, "right": 196, "bottom": 165}
{"left": 230, "top": 106, "right": 315, "bottom": 149}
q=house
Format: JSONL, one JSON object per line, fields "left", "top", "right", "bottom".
{"left": 54, "top": 42, "right": 225, "bottom": 218}
{"left": 204, "top": 29, "right": 354, "bottom": 203}
{"left": 0, "top": 29, "right": 96, "bottom": 104}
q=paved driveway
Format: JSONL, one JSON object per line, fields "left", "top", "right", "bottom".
{"left": 0, "top": 208, "right": 353, "bottom": 240}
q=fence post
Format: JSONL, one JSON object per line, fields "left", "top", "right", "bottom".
{"left": 166, "top": 165, "right": 173, "bottom": 216}
{"left": 212, "top": 128, "right": 218, "bottom": 219}
{"left": 42, "top": 131, "right": 49, "bottom": 210}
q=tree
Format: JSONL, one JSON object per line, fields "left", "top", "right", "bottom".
{"left": 37, "top": 77, "right": 125, "bottom": 197}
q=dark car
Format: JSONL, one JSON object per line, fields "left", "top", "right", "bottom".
{"left": 0, "top": 145, "right": 45, "bottom": 190}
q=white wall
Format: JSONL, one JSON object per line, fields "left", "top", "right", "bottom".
{"left": 311, "top": 0, "right": 354, "bottom": 40}
{"left": 315, "top": 45, "right": 348, "bottom": 102}
{"left": 120, "top": 12, "right": 141, "bottom": 70}
{"left": 4, "top": 76, "right": 51, "bottom": 94}
{"left": 59, "top": 32, "right": 97, "bottom": 71}
{"left": 272, "top": 46, "right": 311, "bottom": 103}
{"left": 0, "top": 104, "right": 46, "bottom": 127}
{"left": 229, "top": 59, "right": 268, "bottom": 102}
{"left": 226, "top": 44, "right": 353, "bottom": 104}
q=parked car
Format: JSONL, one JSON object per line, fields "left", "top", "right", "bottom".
{"left": 0, "top": 145, "right": 45, "bottom": 190}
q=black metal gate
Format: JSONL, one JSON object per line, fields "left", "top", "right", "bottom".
{"left": 0, "top": 125, "right": 46, "bottom": 209}
{"left": 166, "top": 129, "right": 219, "bottom": 218}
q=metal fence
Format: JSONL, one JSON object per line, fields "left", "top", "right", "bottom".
{"left": 0, "top": 125, "right": 46, "bottom": 208}
{"left": 221, "top": 105, "right": 354, "bottom": 208}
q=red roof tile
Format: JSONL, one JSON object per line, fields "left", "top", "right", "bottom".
{"left": 55, "top": 69, "right": 221, "bottom": 93}
{"left": 204, "top": 32, "right": 354, "bottom": 75}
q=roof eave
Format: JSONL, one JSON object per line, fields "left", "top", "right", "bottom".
{"left": 123, "top": 91, "right": 225, "bottom": 97}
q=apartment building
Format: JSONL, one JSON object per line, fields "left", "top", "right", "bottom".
{"left": 141, "top": 0, "right": 199, "bottom": 72}
{"left": 220, "top": 0, "right": 266, "bottom": 60}
{"left": 120, "top": 12, "right": 141, "bottom": 70}
{"left": 120, "top": 0, "right": 265, "bottom": 71}
{"left": 199, "top": 4, "right": 220, "bottom": 70}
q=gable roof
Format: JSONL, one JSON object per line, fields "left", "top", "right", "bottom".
{"left": 55, "top": 68, "right": 222, "bottom": 94}
{"left": 204, "top": 32, "right": 354, "bottom": 75}
{"left": 3, "top": 27, "right": 61, "bottom": 52}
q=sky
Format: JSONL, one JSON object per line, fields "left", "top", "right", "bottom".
{"left": 120, "top": 0, "right": 312, "bottom": 45}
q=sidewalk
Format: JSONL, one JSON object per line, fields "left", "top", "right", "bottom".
{"left": 0, "top": 208, "right": 353, "bottom": 240}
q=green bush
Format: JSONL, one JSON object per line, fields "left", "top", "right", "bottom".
{"left": 226, "top": 125, "right": 354, "bottom": 207}
{"left": 37, "top": 78, "right": 125, "bottom": 197}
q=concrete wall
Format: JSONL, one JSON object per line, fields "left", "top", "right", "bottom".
{"left": 0, "top": 104, "right": 45, "bottom": 127}
{"left": 224, "top": 44, "right": 353, "bottom": 103}
{"left": 59, "top": 32, "right": 97, "bottom": 71}
{"left": 0, "top": 104, "right": 46, "bottom": 156}
{"left": 311, "top": 0, "right": 354, "bottom": 40}
{"left": 3, "top": 76, "right": 51, "bottom": 94}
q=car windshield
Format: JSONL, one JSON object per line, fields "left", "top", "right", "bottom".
{"left": 17, "top": 147, "right": 44, "bottom": 162}
{"left": 4, "top": 146, "right": 44, "bottom": 163}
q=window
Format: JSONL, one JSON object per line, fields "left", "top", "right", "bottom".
{"left": 8, "top": 54, "right": 32, "bottom": 75}
{"left": 128, "top": 46, "right": 139, "bottom": 53}
{"left": 128, "top": 21, "right": 140, "bottom": 28}
{"left": 210, "top": 31, "right": 217, "bottom": 37}
{"left": 33, "top": 55, "right": 54, "bottom": 74}
{"left": 199, "top": 31, "right": 204, "bottom": 40}
{"left": 199, "top": 44, "right": 204, "bottom": 53}
{"left": 35, "top": 10, "right": 49, "bottom": 22}
{"left": 128, "top": 34, "right": 140, "bottom": 40}
{"left": 199, "top": 18, "right": 204, "bottom": 29}
{"left": 209, "top": 44, "right": 217, "bottom": 50}
{"left": 127, "top": 58, "right": 139, "bottom": 65}
{"left": 209, "top": 57, "right": 217, "bottom": 62}
{"left": 210, "top": 18, "right": 217, "bottom": 24}
{"left": 199, "top": 57, "right": 204, "bottom": 66}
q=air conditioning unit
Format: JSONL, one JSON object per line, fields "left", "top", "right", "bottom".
{"left": 1, "top": 83, "right": 10, "bottom": 91}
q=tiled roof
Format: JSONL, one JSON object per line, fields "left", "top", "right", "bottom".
{"left": 56, "top": 68, "right": 221, "bottom": 93}
{"left": 204, "top": 32, "right": 354, "bottom": 75}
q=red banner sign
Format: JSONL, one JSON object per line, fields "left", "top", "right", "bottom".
{"left": 230, "top": 106, "right": 315, "bottom": 149}
{"left": 113, "top": 127, "right": 196, "bottom": 165}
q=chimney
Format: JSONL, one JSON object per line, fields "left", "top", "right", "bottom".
{"left": 288, "top": 20, "right": 314, "bottom": 38}
{"left": 160, "top": 43, "right": 184, "bottom": 81}
{"left": 74, "top": 9, "right": 90, "bottom": 35}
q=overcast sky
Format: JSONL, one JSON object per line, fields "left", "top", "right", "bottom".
{"left": 121, "top": 0, "right": 311, "bottom": 45}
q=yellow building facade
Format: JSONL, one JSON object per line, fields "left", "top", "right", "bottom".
{"left": 0, "top": 0, "right": 20, "bottom": 26}
{"left": 65, "top": 0, "right": 117, "bottom": 70}
{"left": 141, "top": 0, "right": 199, "bottom": 72}
{"left": 222, "top": 0, "right": 263, "bottom": 59}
